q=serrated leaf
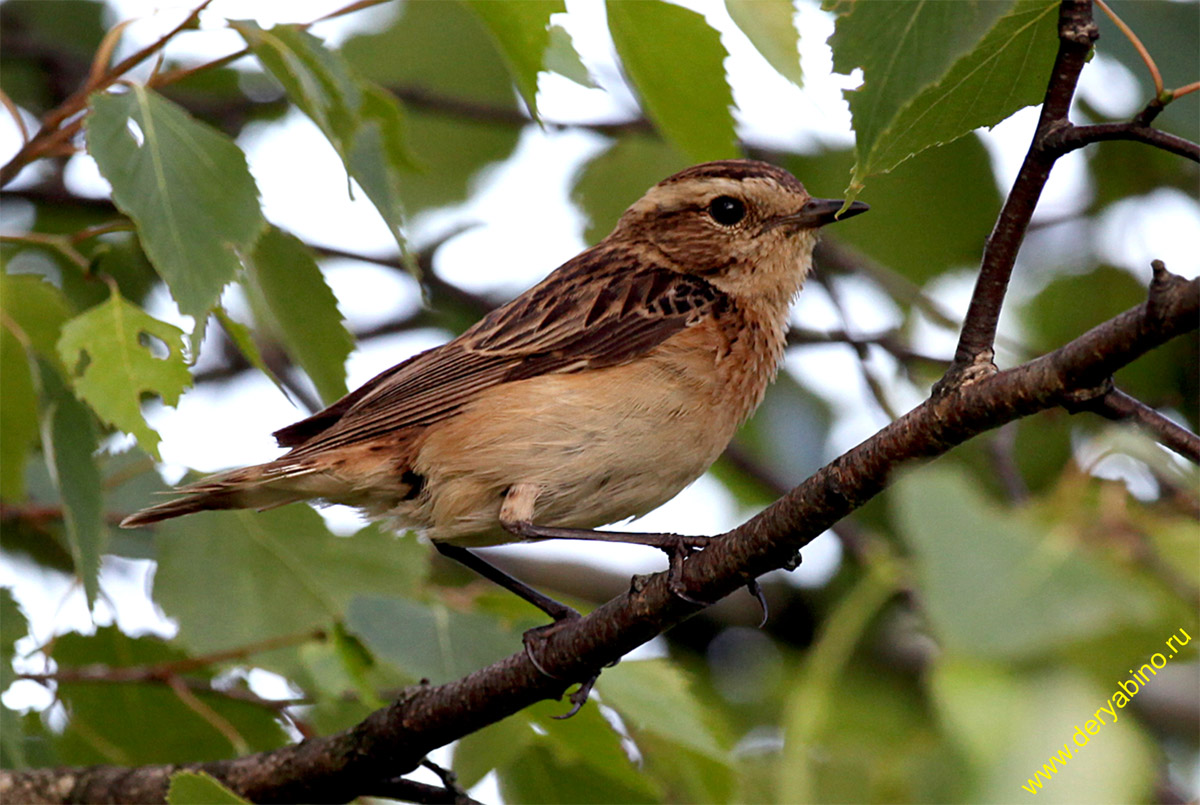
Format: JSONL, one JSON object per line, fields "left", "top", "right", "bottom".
{"left": 233, "top": 22, "right": 414, "bottom": 258}
{"left": 545, "top": 24, "right": 596, "bottom": 88}
{"left": 56, "top": 290, "right": 190, "bottom": 459}
{"left": 608, "top": 1, "right": 739, "bottom": 162}
{"left": 726, "top": 0, "right": 804, "bottom": 86}
{"left": 348, "top": 82, "right": 420, "bottom": 273}
{"left": 345, "top": 595, "right": 519, "bottom": 683}
{"left": 0, "top": 325, "right": 39, "bottom": 500}
{"left": 39, "top": 366, "right": 105, "bottom": 607}
{"left": 463, "top": 0, "right": 564, "bottom": 118}
{"left": 212, "top": 307, "right": 289, "bottom": 399}
{"left": 834, "top": 0, "right": 1059, "bottom": 200}
{"left": 233, "top": 22, "right": 360, "bottom": 158}
{"left": 167, "top": 772, "right": 248, "bottom": 804}
{"left": 598, "top": 659, "right": 731, "bottom": 760}
{"left": 242, "top": 227, "right": 353, "bottom": 405}
{"left": 86, "top": 88, "right": 265, "bottom": 337}
{"left": 155, "top": 510, "right": 426, "bottom": 655}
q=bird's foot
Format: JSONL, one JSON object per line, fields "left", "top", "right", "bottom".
{"left": 521, "top": 612, "right": 603, "bottom": 719}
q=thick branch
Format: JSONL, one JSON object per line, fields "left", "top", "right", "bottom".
{"left": 4, "top": 269, "right": 1193, "bottom": 805}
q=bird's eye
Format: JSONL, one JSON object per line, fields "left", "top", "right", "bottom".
{"left": 707, "top": 196, "right": 746, "bottom": 226}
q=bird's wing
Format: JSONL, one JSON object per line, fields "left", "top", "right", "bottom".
{"left": 274, "top": 249, "right": 730, "bottom": 454}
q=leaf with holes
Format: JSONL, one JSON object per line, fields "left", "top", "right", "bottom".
{"left": 86, "top": 88, "right": 265, "bottom": 338}
{"left": 56, "top": 290, "right": 190, "bottom": 460}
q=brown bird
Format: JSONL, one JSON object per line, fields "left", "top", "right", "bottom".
{"left": 122, "top": 159, "right": 866, "bottom": 638}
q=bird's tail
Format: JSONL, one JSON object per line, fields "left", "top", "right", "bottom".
{"left": 119, "top": 460, "right": 323, "bottom": 528}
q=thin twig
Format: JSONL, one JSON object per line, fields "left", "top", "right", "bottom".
{"left": 1086, "top": 388, "right": 1200, "bottom": 464}
{"left": 1052, "top": 123, "right": 1200, "bottom": 162}
{"left": 1094, "top": 0, "right": 1162, "bottom": 95}
{"left": 0, "top": 0, "right": 215, "bottom": 186}
{"left": 0, "top": 86, "right": 30, "bottom": 143}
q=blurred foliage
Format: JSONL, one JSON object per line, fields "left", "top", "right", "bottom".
{"left": 1, "top": 0, "right": 1196, "bottom": 803}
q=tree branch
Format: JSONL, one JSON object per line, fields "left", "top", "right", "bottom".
{"left": 1051, "top": 123, "right": 1200, "bottom": 161}
{"left": 5, "top": 267, "right": 1193, "bottom": 805}
{"left": 1082, "top": 387, "right": 1200, "bottom": 464}
{"left": 941, "top": 0, "right": 1099, "bottom": 387}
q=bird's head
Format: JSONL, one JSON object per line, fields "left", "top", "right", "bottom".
{"left": 611, "top": 159, "right": 868, "bottom": 308}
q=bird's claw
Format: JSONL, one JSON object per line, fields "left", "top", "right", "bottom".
{"left": 521, "top": 611, "right": 580, "bottom": 680}
{"left": 662, "top": 534, "right": 711, "bottom": 606}
{"left": 554, "top": 672, "right": 600, "bottom": 720}
{"left": 746, "top": 579, "right": 769, "bottom": 627}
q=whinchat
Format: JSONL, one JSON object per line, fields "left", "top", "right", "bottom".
{"left": 123, "top": 159, "right": 867, "bottom": 622}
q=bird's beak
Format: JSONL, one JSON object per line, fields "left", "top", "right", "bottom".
{"left": 769, "top": 198, "right": 870, "bottom": 231}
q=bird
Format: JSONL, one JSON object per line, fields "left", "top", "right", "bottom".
{"left": 122, "top": 158, "right": 867, "bottom": 642}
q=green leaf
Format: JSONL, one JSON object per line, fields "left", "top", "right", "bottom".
{"left": 212, "top": 307, "right": 289, "bottom": 399}
{"left": 498, "top": 742, "right": 658, "bottom": 805}
{"left": 348, "top": 82, "right": 420, "bottom": 272}
{"left": 345, "top": 595, "right": 519, "bottom": 683}
{"left": 785, "top": 132, "right": 1001, "bottom": 283}
{"left": 833, "top": 0, "right": 1059, "bottom": 201}
{"left": 726, "top": 0, "right": 804, "bottom": 86}
{"left": 891, "top": 466, "right": 1159, "bottom": 659}
{"left": 571, "top": 135, "right": 691, "bottom": 245}
{"left": 167, "top": 772, "right": 248, "bottom": 804}
{"left": 456, "top": 700, "right": 659, "bottom": 800}
{"left": 0, "top": 326, "right": 38, "bottom": 501}
{"left": 39, "top": 366, "right": 105, "bottom": 607}
{"left": 607, "top": 1, "right": 739, "bottom": 162}
{"left": 598, "top": 659, "right": 731, "bottom": 760}
{"left": 781, "top": 662, "right": 963, "bottom": 803}
{"left": 56, "top": 289, "right": 190, "bottom": 459}
{"left": 51, "top": 627, "right": 288, "bottom": 765}
{"left": 232, "top": 22, "right": 360, "bottom": 161}
{"left": 341, "top": 0, "right": 524, "bottom": 214}
{"left": 0, "top": 273, "right": 72, "bottom": 368}
{"left": 545, "top": 24, "right": 596, "bottom": 88}
{"left": 1, "top": 588, "right": 28, "bottom": 692}
{"left": 462, "top": 0, "right": 564, "bottom": 118}
{"left": 155, "top": 511, "right": 425, "bottom": 655}
{"left": 241, "top": 227, "right": 353, "bottom": 405}
{"left": 233, "top": 23, "right": 414, "bottom": 257}
{"left": 86, "top": 87, "right": 265, "bottom": 335}
{"left": 931, "top": 661, "right": 1156, "bottom": 802}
